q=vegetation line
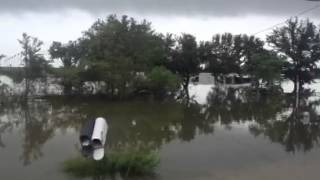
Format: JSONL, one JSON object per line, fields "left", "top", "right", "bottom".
{"left": 1, "top": 15, "right": 320, "bottom": 99}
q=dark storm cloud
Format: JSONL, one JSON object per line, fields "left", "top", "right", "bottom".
{"left": 0, "top": 0, "right": 319, "bottom": 16}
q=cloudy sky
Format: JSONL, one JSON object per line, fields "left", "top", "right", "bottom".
{"left": 1, "top": 0, "right": 320, "bottom": 65}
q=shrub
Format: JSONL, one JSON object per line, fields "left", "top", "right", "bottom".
{"left": 147, "top": 66, "right": 180, "bottom": 97}
{"left": 63, "top": 150, "right": 159, "bottom": 177}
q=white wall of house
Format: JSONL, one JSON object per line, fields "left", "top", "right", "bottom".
{"left": 0, "top": 75, "right": 14, "bottom": 88}
{"left": 198, "top": 73, "right": 215, "bottom": 85}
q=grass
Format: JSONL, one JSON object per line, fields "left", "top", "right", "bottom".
{"left": 63, "top": 150, "right": 160, "bottom": 177}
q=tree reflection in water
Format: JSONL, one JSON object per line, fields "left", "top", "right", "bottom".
{"left": 249, "top": 90, "right": 320, "bottom": 152}
{"left": 0, "top": 96, "right": 211, "bottom": 166}
{"left": 0, "top": 86, "right": 320, "bottom": 167}
{"left": 0, "top": 97, "right": 84, "bottom": 166}
{"left": 205, "top": 85, "right": 320, "bottom": 153}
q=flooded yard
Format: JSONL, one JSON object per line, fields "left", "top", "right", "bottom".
{"left": 2, "top": 0, "right": 320, "bottom": 179}
{"left": 1, "top": 82, "right": 320, "bottom": 180}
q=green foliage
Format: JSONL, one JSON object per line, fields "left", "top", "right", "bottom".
{"left": 205, "top": 33, "right": 264, "bottom": 77}
{"left": 82, "top": 15, "right": 165, "bottom": 67}
{"left": 49, "top": 41, "right": 84, "bottom": 95}
{"left": 19, "top": 33, "right": 49, "bottom": 80}
{"left": 168, "top": 33, "right": 200, "bottom": 97}
{"left": 52, "top": 67, "right": 83, "bottom": 95}
{"left": 49, "top": 41, "right": 81, "bottom": 67}
{"left": 63, "top": 150, "right": 159, "bottom": 177}
{"left": 147, "top": 66, "right": 180, "bottom": 97}
{"left": 18, "top": 33, "right": 50, "bottom": 97}
{"left": 267, "top": 18, "right": 320, "bottom": 91}
{"left": 49, "top": 14, "right": 173, "bottom": 98}
{"left": 82, "top": 15, "right": 167, "bottom": 71}
{"left": 246, "top": 52, "right": 285, "bottom": 87}
{"left": 171, "top": 34, "right": 199, "bottom": 77}
{"left": 14, "top": 15, "right": 320, "bottom": 99}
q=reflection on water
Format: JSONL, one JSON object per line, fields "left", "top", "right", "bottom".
{"left": 1, "top": 83, "right": 320, "bottom": 179}
{"left": 205, "top": 86, "right": 320, "bottom": 153}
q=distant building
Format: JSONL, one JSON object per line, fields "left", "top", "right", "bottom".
{"left": 224, "top": 73, "right": 251, "bottom": 84}
{"left": 194, "top": 72, "right": 251, "bottom": 86}
{"left": 196, "top": 73, "right": 215, "bottom": 85}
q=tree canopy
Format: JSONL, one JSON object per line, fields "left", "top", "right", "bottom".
{"left": 8, "top": 15, "right": 320, "bottom": 98}
{"left": 201, "top": 33, "right": 264, "bottom": 78}
{"left": 267, "top": 18, "right": 320, "bottom": 92}
{"left": 19, "top": 33, "right": 50, "bottom": 97}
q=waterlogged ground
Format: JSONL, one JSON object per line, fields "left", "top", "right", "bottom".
{"left": 1, "top": 82, "right": 320, "bottom": 180}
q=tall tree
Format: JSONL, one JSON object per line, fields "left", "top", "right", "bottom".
{"left": 267, "top": 18, "right": 320, "bottom": 93}
{"left": 49, "top": 41, "right": 83, "bottom": 95}
{"left": 80, "top": 15, "right": 170, "bottom": 98}
{"left": 49, "top": 41, "right": 81, "bottom": 68}
{"left": 18, "top": 33, "right": 48, "bottom": 97}
{"left": 169, "top": 34, "right": 200, "bottom": 98}
{"left": 206, "top": 33, "right": 264, "bottom": 79}
{"left": 245, "top": 52, "right": 285, "bottom": 88}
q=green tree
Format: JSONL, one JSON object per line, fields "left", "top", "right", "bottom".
{"left": 169, "top": 34, "right": 200, "bottom": 98}
{"left": 49, "top": 41, "right": 83, "bottom": 95}
{"left": 147, "top": 66, "right": 180, "bottom": 97}
{"left": 267, "top": 18, "right": 320, "bottom": 93}
{"left": 18, "top": 33, "right": 49, "bottom": 97}
{"left": 245, "top": 52, "right": 285, "bottom": 88}
{"left": 206, "top": 33, "right": 264, "bottom": 79}
{"left": 80, "top": 15, "right": 169, "bottom": 98}
{"left": 49, "top": 41, "right": 81, "bottom": 67}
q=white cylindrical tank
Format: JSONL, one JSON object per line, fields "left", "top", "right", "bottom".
{"left": 91, "top": 117, "right": 108, "bottom": 160}
{"left": 91, "top": 117, "right": 108, "bottom": 147}
{"left": 79, "top": 119, "right": 96, "bottom": 146}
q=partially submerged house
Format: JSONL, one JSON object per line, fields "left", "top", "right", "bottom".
{"left": 194, "top": 72, "right": 251, "bottom": 86}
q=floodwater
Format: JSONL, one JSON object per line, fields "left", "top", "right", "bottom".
{"left": 1, "top": 81, "right": 320, "bottom": 180}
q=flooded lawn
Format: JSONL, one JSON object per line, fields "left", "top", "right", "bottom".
{"left": 1, "top": 83, "right": 320, "bottom": 180}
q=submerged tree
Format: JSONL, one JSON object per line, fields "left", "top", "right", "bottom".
{"left": 147, "top": 66, "right": 180, "bottom": 98}
{"left": 267, "top": 18, "right": 320, "bottom": 93}
{"left": 18, "top": 33, "right": 49, "bottom": 97}
{"left": 78, "top": 15, "right": 173, "bottom": 98}
{"left": 169, "top": 34, "right": 200, "bottom": 98}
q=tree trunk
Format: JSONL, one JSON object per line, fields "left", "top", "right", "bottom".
{"left": 183, "top": 75, "right": 190, "bottom": 100}
{"left": 24, "top": 78, "right": 30, "bottom": 98}
{"left": 293, "top": 73, "right": 300, "bottom": 94}
{"left": 63, "top": 84, "right": 72, "bottom": 96}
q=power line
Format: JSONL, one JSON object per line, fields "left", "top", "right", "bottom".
{"left": 252, "top": 21, "right": 289, "bottom": 36}
{"left": 252, "top": 4, "right": 320, "bottom": 36}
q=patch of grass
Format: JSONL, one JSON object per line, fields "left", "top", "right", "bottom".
{"left": 63, "top": 150, "right": 160, "bottom": 177}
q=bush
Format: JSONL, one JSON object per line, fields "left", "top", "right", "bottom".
{"left": 63, "top": 150, "right": 160, "bottom": 177}
{"left": 147, "top": 66, "right": 180, "bottom": 97}
{"left": 246, "top": 52, "right": 284, "bottom": 88}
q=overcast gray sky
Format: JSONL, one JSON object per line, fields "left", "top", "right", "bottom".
{"left": 1, "top": 0, "right": 320, "bottom": 66}
{"left": 0, "top": 0, "right": 319, "bottom": 16}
